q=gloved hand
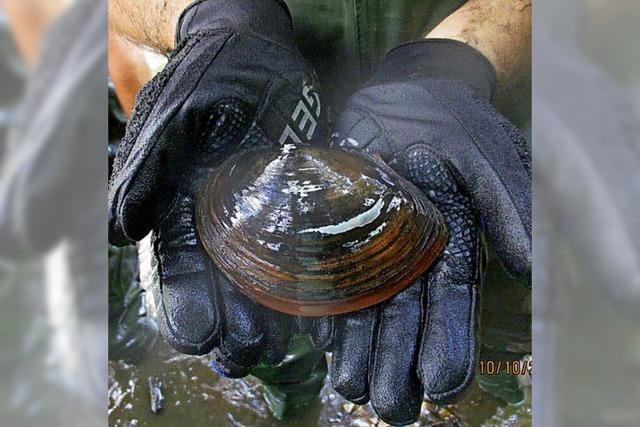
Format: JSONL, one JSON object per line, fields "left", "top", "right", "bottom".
{"left": 302, "top": 39, "right": 531, "bottom": 425}
{"left": 108, "top": 0, "right": 325, "bottom": 375}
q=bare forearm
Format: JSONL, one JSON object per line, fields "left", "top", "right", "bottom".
{"left": 109, "top": 30, "right": 154, "bottom": 116}
{"left": 426, "top": 0, "right": 531, "bottom": 97}
{"left": 108, "top": 0, "right": 196, "bottom": 54}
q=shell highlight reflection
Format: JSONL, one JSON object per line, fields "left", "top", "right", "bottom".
{"left": 196, "top": 144, "right": 447, "bottom": 316}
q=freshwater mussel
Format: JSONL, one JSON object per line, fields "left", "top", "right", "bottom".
{"left": 196, "top": 143, "right": 447, "bottom": 316}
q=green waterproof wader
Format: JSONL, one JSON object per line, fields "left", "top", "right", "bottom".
{"left": 284, "top": 0, "right": 466, "bottom": 112}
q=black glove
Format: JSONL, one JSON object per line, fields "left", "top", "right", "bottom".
{"left": 302, "top": 39, "right": 531, "bottom": 425}
{"left": 108, "top": 0, "right": 325, "bottom": 375}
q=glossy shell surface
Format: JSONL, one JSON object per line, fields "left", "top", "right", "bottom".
{"left": 196, "top": 144, "right": 447, "bottom": 316}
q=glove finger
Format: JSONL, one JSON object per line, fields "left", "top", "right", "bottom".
{"left": 210, "top": 346, "right": 253, "bottom": 379}
{"left": 297, "top": 316, "right": 334, "bottom": 350}
{"left": 419, "top": 262, "right": 479, "bottom": 404}
{"left": 261, "top": 309, "right": 296, "bottom": 365}
{"left": 461, "top": 140, "right": 530, "bottom": 281}
{"left": 437, "top": 105, "right": 530, "bottom": 280}
{"left": 404, "top": 149, "right": 481, "bottom": 404}
{"left": 108, "top": 38, "right": 212, "bottom": 245}
{"left": 151, "top": 193, "right": 220, "bottom": 355}
{"left": 330, "top": 307, "right": 377, "bottom": 404}
{"left": 211, "top": 278, "right": 270, "bottom": 378}
{"left": 109, "top": 98, "right": 253, "bottom": 244}
{"left": 369, "top": 279, "right": 424, "bottom": 425}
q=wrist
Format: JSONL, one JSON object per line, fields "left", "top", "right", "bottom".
{"left": 424, "top": 4, "right": 500, "bottom": 75}
{"left": 424, "top": 0, "right": 531, "bottom": 101}
{"left": 372, "top": 39, "right": 497, "bottom": 101}
{"left": 175, "top": 0, "right": 293, "bottom": 47}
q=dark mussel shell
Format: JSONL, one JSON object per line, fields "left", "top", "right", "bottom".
{"left": 196, "top": 144, "right": 447, "bottom": 316}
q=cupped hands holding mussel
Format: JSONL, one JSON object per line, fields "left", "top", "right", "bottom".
{"left": 108, "top": 0, "right": 531, "bottom": 424}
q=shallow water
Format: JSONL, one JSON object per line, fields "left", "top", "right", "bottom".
{"left": 108, "top": 337, "right": 531, "bottom": 427}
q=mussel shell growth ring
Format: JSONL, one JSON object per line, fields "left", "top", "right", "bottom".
{"left": 196, "top": 144, "right": 447, "bottom": 316}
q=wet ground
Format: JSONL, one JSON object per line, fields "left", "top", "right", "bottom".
{"left": 108, "top": 337, "right": 531, "bottom": 427}
{"left": 108, "top": 241, "right": 531, "bottom": 427}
